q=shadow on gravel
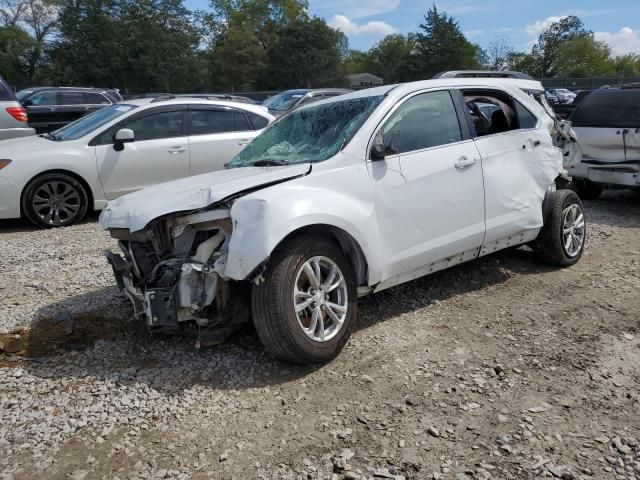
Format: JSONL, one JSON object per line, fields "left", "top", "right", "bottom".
{"left": 0, "top": 211, "right": 100, "bottom": 233}
{"left": 9, "top": 245, "right": 560, "bottom": 394}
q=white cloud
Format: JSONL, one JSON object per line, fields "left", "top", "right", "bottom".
{"left": 463, "top": 30, "right": 484, "bottom": 39}
{"left": 595, "top": 27, "right": 640, "bottom": 56}
{"left": 315, "top": 0, "right": 400, "bottom": 19}
{"left": 329, "top": 14, "right": 397, "bottom": 37}
{"left": 525, "top": 16, "right": 567, "bottom": 36}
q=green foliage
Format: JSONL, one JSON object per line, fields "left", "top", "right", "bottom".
{"left": 413, "top": 6, "right": 484, "bottom": 79}
{"left": 366, "top": 33, "right": 417, "bottom": 83}
{"left": 0, "top": 25, "right": 37, "bottom": 86}
{"left": 266, "top": 17, "right": 346, "bottom": 88}
{"left": 531, "top": 15, "right": 588, "bottom": 76}
{"left": 554, "top": 35, "right": 614, "bottom": 77}
{"left": 51, "top": 0, "right": 201, "bottom": 93}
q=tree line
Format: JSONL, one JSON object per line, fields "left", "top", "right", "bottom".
{"left": 1, "top": 0, "right": 639, "bottom": 94}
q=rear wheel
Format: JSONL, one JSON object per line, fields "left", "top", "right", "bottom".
{"left": 252, "top": 234, "right": 357, "bottom": 364}
{"left": 22, "top": 173, "right": 89, "bottom": 228}
{"left": 535, "top": 190, "right": 586, "bottom": 267}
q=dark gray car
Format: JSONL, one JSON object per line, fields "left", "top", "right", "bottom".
{"left": 262, "top": 88, "right": 352, "bottom": 117}
{"left": 0, "top": 76, "right": 35, "bottom": 141}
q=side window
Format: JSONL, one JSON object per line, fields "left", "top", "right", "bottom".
{"left": 60, "top": 91, "right": 86, "bottom": 105}
{"left": 514, "top": 101, "right": 538, "bottom": 129}
{"left": 85, "top": 92, "right": 110, "bottom": 104}
{"left": 190, "top": 109, "right": 251, "bottom": 135}
{"left": 247, "top": 112, "right": 269, "bottom": 129}
{"left": 381, "top": 90, "right": 462, "bottom": 154}
{"left": 28, "top": 91, "right": 58, "bottom": 106}
{"left": 122, "top": 110, "right": 184, "bottom": 141}
{"left": 571, "top": 91, "right": 640, "bottom": 128}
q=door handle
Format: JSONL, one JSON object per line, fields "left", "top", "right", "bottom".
{"left": 454, "top": 156, "right": 476, "bottom": 169}
{"left": 168, "top": 146, "right": 186, "bottom": 154}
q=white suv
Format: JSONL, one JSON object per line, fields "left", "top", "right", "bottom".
{"left": 101, "top": 76, "right": 585, "bottom": 364}
{"left": 0, "top": 96, "right": 274, "bottom": 227}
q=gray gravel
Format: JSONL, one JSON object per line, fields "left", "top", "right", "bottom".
{"left": 1, "top": 191, "right": 640, "bottom": 480}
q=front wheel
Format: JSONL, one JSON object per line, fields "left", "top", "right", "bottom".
{"left": 252, "top": 234, "right": 357, "bottom": 364}
{"left": 22, "top": 173, "right": 89, "bottom": 228}
{"left": 535, "top": 190, "right": 586, "bottom": 267}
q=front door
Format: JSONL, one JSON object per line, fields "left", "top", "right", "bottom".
{"left": 369, "top": 89, "right": 485, "bottom": 286}
{"left": 94, "top": 108, "right": 189, "bottom": 199}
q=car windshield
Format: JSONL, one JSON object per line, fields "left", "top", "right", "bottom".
{"left": 16, "top": 90, "right": 33, "bottom": 102}
{"left": 263, "top": 91, "right": 307, "bottom": 112}
{"left": 50, "top": 104, "right": 138, "bottom": 141}
{"left": 228, "top": 95, "right": 383, "bottom": 167}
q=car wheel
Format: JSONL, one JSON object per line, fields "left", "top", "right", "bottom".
{"left": 573, "top": 178, "right": 603, "bottom": 200}
{"left": 535, "top": 190, "right": 586, "bottom": 267}
{"left": 252, "top": 234, "right": 357, "bottom": 364}
{"left": 22, "top": 173, "right": 89, "bottom": 228}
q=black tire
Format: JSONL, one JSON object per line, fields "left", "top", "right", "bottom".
{"left": 21, "top": 172, "right": 89, "bottom": 228}
{"left": 252, "top": 234, "right": 357, "bottom": 364}
{"left": 573, "top": 178, "right": 603, "bottom": 200}
{"left": 535, "top": 190, "right": 586, "bottom": 267}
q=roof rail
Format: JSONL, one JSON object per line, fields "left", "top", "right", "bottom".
{"left": 150, "top": 94, "right": 176, "bottom": 102}
{"left": 433, "top": 70, "right": 534, "bottom": 80}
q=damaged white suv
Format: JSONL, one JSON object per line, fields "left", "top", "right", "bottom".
{"left": 100, "top": 76, "right": 585, "bottom": 364}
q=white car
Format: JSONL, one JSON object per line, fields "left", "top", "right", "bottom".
{"left": 0, "top": 97, "right": 274, "bottom": 227}
{"left": 547, "top": 88, "right": 576, "bottom": 105}
{"left": 100, "top": 75, "right": 584, "bottom": 364}
{"left": 568, "top": 86, "right": 640, "bottom": 199}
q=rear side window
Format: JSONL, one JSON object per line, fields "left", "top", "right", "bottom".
{"left": 60, "top": 91, "right": 86, "bottom": 105}
{"left": 514, "top": 101, "right": 538, "bottom": 129}
{"left": 190, "top": 109, "right": 251, "bottom": 135}
{"left": 248, "top": 112, "right": 269, "bottom": 129}
{"left": 85, "top": 92, "right": 110, "bottom": 104}
{"left": 382, "top": 90, "right": 462, "bottom": 154}
{"left": 571, "top": 90, "right": 640, "bottom": 128}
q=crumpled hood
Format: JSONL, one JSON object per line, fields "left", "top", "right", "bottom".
{"left": 0, "top": 135, "right": 51, "bottom": 157}
{"left": 99, "top": 164, "right": 310, "bottom": 232}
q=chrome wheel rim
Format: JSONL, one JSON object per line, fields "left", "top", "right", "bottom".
{"left": 32, "top": 181, "right": 81, "bottom": 226}
{"left": 562, "top": 203, "right": 585, "bottom": 258}
{"left": 293, "top": 256, "right": 348, "bottom": 343}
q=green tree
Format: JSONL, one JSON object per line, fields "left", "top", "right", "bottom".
{"left": 342, "top": 49, "right": 370, "bottom": 76}
{"left": 267, "top": 17, "right": 346, "bottom": 88}
{"left": 613, "top": 54, "right": 640, "bottom": 79}
{"left": 51, "top": 0, "right": 201, "bottom": 93}
{"left": 0, "top": 24, "right": 37, "bottom": 86}
{"left": 413, "top": 6, "right": 483, "bottom": 79}
{"left": 366, "top": 33, "right": 417, "bottom": 83}
{"left": 531, "top": 15, "right": 587, "bottom": 76}
{"left": 505, "top": 51, "right": 538, "bottom": 76}
{"left": 554, "top": 35, "right": 614, "bottom": 77}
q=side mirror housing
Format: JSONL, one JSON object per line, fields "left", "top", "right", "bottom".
{"left": 370, "top": 132, "right": 386, "bottom": 161}
{"left": 113, "top": 128, "right": 134, "bottom": 151}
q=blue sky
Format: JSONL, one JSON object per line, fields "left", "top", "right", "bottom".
{"left": 185, "top": 0, "right": 640, "bottom": 55}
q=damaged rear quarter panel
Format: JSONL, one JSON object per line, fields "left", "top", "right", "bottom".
{"left": 224, "top": 158, "right": 382, "bottom": 284}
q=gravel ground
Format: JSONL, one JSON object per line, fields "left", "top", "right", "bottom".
{"left": 1, "top": 190, "right": 639, "bottom": 480}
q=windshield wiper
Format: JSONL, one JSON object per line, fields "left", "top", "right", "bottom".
{"left": 42, "top": 132, "right": 59, "bottom": 141}
{"left": 250, "top": 159, "right": 288, "bottom": 167}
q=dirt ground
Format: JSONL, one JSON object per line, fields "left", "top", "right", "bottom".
{"left": 1, "top": 190, "right": 639, "bottom": 480}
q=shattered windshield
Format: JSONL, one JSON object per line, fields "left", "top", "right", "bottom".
{"left": 228, "top": 95, "right": 384, "bottom": 167}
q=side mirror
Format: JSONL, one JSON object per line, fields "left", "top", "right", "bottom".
{"left": 113, "top": 128, "right": 134, "bottom": 151}
{"left": 370, "top": 132, "right": 386, "bottom": 161}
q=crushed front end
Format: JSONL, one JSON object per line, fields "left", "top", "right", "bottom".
{"left": 105, "top": 207, "right": 249, "bottom": 345}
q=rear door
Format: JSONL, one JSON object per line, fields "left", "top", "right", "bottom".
{"left": 570, "top": 90, "right": 640, "bottom": 163}
{"left": 58, "top": 91, "right": 92, "bottom": 126}
{"left": 187, "top": 106, "right": 263, "bottom": 175}
{"left": 23, "top": 90, "right": 59, "bottom": 132}
{"left": 94, "top": 106, "right": 189, "bottom": 199}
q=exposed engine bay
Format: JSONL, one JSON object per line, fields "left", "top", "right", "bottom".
{"left": 106, "top": 207, "right": 250, "bottom": 346}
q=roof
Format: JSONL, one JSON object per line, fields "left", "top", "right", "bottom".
{"left": 18, "top": 86, "right": 118, "bottom": 94}
{"left": 279, "top": 88, "right": 353, "bottom": 95}
{"left": 346, "top": 73, "right": 383, "bottom": 81}
{"left": 121, "top": 97, "right": 274, "bottom": 117}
